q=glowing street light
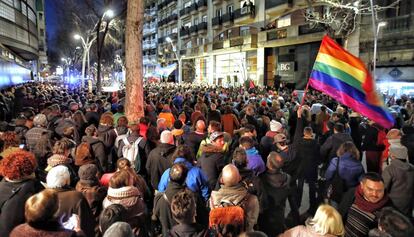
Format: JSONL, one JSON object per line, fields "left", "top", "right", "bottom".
{"left": 373, "top": 21, "right": 387, "bottom": 80}
{"left": 165, "top": 36, "right": 182, "bottom": 83}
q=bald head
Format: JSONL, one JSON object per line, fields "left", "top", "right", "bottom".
{"left": 221, "top": 164, "right": 241, "bottom": 187}
{"left": 387, "top": 129, "right": 401, "bottom": 140}
{"left": 160, "top": 130, "right": 174, "bottom": 145}
{"left": 195, "top": 120, "right": 206, "bottom": 132}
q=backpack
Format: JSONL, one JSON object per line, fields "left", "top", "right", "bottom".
{"left": 122, "top": 136, "right": 143, "bottom": 173}
{"left": 114, "top": 129, "right": 131, "bottom": 149}
{"left": 209, "top": 196, "right": 247, "bottom": 235}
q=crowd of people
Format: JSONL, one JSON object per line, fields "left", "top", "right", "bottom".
{"left": 0, "top": 81, "right": 414, "bottom": 237}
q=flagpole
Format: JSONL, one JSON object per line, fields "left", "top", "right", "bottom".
{"left": 300, "top": 80, "right": 311, "bottom": 106}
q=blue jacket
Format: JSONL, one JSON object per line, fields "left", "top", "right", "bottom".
{"left": 325, "top": 152, "right": 364, "bottom": 188}
{"left": 245, "top": 147, "right": 266, "bottom": 176}
{"left": 158, "top": 158, "right": 210, "bottom": 200}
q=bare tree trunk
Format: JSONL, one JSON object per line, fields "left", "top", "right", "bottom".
{"left": 125, "top": 0, "right": 144, "bottom": 122}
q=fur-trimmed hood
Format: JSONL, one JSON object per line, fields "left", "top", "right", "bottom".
{"left": 201, "top": 144, "right": 224, "bottom": 154}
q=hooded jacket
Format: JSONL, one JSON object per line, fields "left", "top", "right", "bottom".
{"left": 81, "top": 136, "right": 107, "bottom": 171}
{"left": 153, "top": 182, "right": 186, "bottom": 237}
{"left": 209, "top": 183, "right": 259, "bottom": 232}
{"left": 325, "top": 152, "right": 364, "bottom": 188}
{"left": 146, "top": 143, "right": 176, "bottom": 189}
{"left": 382, "top": 158, "right": 414, "bottom": 216}
{"left": 169, "top": 223, "right": 208, "bottom": 237}
{"left": 260, "top": 169, "right": 291, "bottom": 236}
{"left": 198, "top": 144, "right": 226, "bottom": 191}
{"left": 245, "top": 147, "right": 266, "bottom": 176}
{"left": 158, "top": 157, "right": 210, "bottom": 201}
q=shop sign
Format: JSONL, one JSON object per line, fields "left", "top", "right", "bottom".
{"left": 388, "top": 67, "right": 402, "bottom": 79}
{"left": 277, "top": 62, "right": 294, "bottom": 77}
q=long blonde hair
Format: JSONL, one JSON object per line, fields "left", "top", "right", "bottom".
{"left": 306, "top": 204, "right": 345, "bottom": 236}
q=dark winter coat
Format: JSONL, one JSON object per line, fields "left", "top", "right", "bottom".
{"left": 259, "top": 131, "right": 278, "bottom": 162}
{"left": 81, "top": 136, "right": 107, "bottom": 172}
{"left": 97, "top": 125, "right": 117, "bottom": 149}
{"left": 259, "top": 169, "right": 291, "bottom": 236}
{"left": 84, "top": 111, "right": 100, "bottom": 127}
{"left": 169, "top": 224, "right": 208, "bottom": 237}
{"left": 53, "top": 187, "right": 95, "bottom": 237}
{"left": 382, "top": 159, "right": 414, "bottom": 216}
{"left": 75, "top": 181, "right": 107, "bottom": 235}
{"left": 401, "top": 132, "right": 414, "bottom": 165}
{"left": 207, "top": 110, "right": 221, "bottom": 124}
{"left": 320, "top": 132, "right": 353, "bottom": 163}
{"left": 153, "top": 182, "right": 186, "bottom": 237}
{"left": 197, "top": 144, "right": 226, "bottom": 191}
{"left": 294, "top": 118, "right": 320, "bottom": 181}
{"left": 0, "top": 179, "right": 43, "bottom": 237}
{"left": 146, "top": 143, "right": 176, "bottom": 190}
{"left": 184, "top": 132, "right": 207, "bottom": 158}
{"left": 361, "top": 124, "right": 385, "bottom": 152}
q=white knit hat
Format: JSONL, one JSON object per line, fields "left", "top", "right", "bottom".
{"left": 270, "top": 120, "right": 282, "bottom": 132}
{"left": 46, "top": 165, "right": 70, "bottom": 188}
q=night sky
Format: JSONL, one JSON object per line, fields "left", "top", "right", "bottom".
{"left": 44, "top": 0, "right": 58, "bottom": 49}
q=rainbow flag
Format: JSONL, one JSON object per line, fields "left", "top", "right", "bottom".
{"left": 309, "top": 35, "right": 394, "bottom": 129}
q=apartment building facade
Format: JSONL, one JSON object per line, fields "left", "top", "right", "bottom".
{"left": 143, "top": 0, "right": 158, "bottom": 75}
{"left": 359, "top": 0, "right": 414, "bottom": 96}
{"left": 156, "top": 0, "right": 330, "bottom": 88}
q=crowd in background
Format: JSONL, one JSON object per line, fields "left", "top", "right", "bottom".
{"left": 0, "top": 81, "right": 414, "bottom": 237}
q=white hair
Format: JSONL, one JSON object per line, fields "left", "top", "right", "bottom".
{"left": 46, "top": 165, "right": 70, "bottom": 188}
{"left": 160, "top": 130, "right": 174, "bottom": 145}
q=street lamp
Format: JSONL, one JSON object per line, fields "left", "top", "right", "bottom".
{"left": 74, "top": 33, "right": 97, "bottom": 89}
{"left": 165, "top": 36, "right": 182, "bottom": 83}
{"left": 372, "top": 21, "right": 387, "bottom": 80}
{"left": 73, "top": 9, "right": 113, "bottom": 90}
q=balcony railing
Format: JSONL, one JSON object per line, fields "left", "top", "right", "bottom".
{"left": 180, "top": 27, "right": 190, "bottom": 38}
{"left": 213, "top": 41, "right": 224, "bottom": 50}
{"left": 190, "top": 25, "right": 198, "bottom": 34}
{"left": 298, "top": 24, "right": 325, "bottom": 35}
{"left": 143, "top": 27, "right": 157, "bottom": 35}
{"left": 267, "top": 28, "right": 288, "bottom": 41}
{"left": 158, "top": 0, "right": 177, "bottom": 9}
{"left": 234, "top": 6, "right": 255, "bottom": 19}
{"left": 197, "top": 0, "right": 207, "bottom": 11}
{"left": 265, "top": 0, "right": 293, "bottom": 9}
{"left": 212, "top": 16, "right": 222, "bottom": 28}
{"left": 383, "top": 14, "right": 411, "bottom": 33}
{"left": 189, "top": 2, "right": 198, "bottom": 14}
{"left": 169, "top": 33, "right": 178, "bottom": 40}
{"left": 180, "top": 7, "right": 191, "bottom": 17}
{"left": 198, "top": 22, "right": 207, "bottom": 32}
{"left": 143, "top": 41, "right": 157, "bottom": 49}
{"left": 168, "top": 13, "right": 178, "bottom": 24}
{"left": 222, "top": 12, "right": 234, "bottom": 24}
{"left": 212, "top": 0, "right": 222, "bottom": 5}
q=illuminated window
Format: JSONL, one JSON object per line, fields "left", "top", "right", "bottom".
{"left": 277, "top": 14, "right": 291, "bottom": 28}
